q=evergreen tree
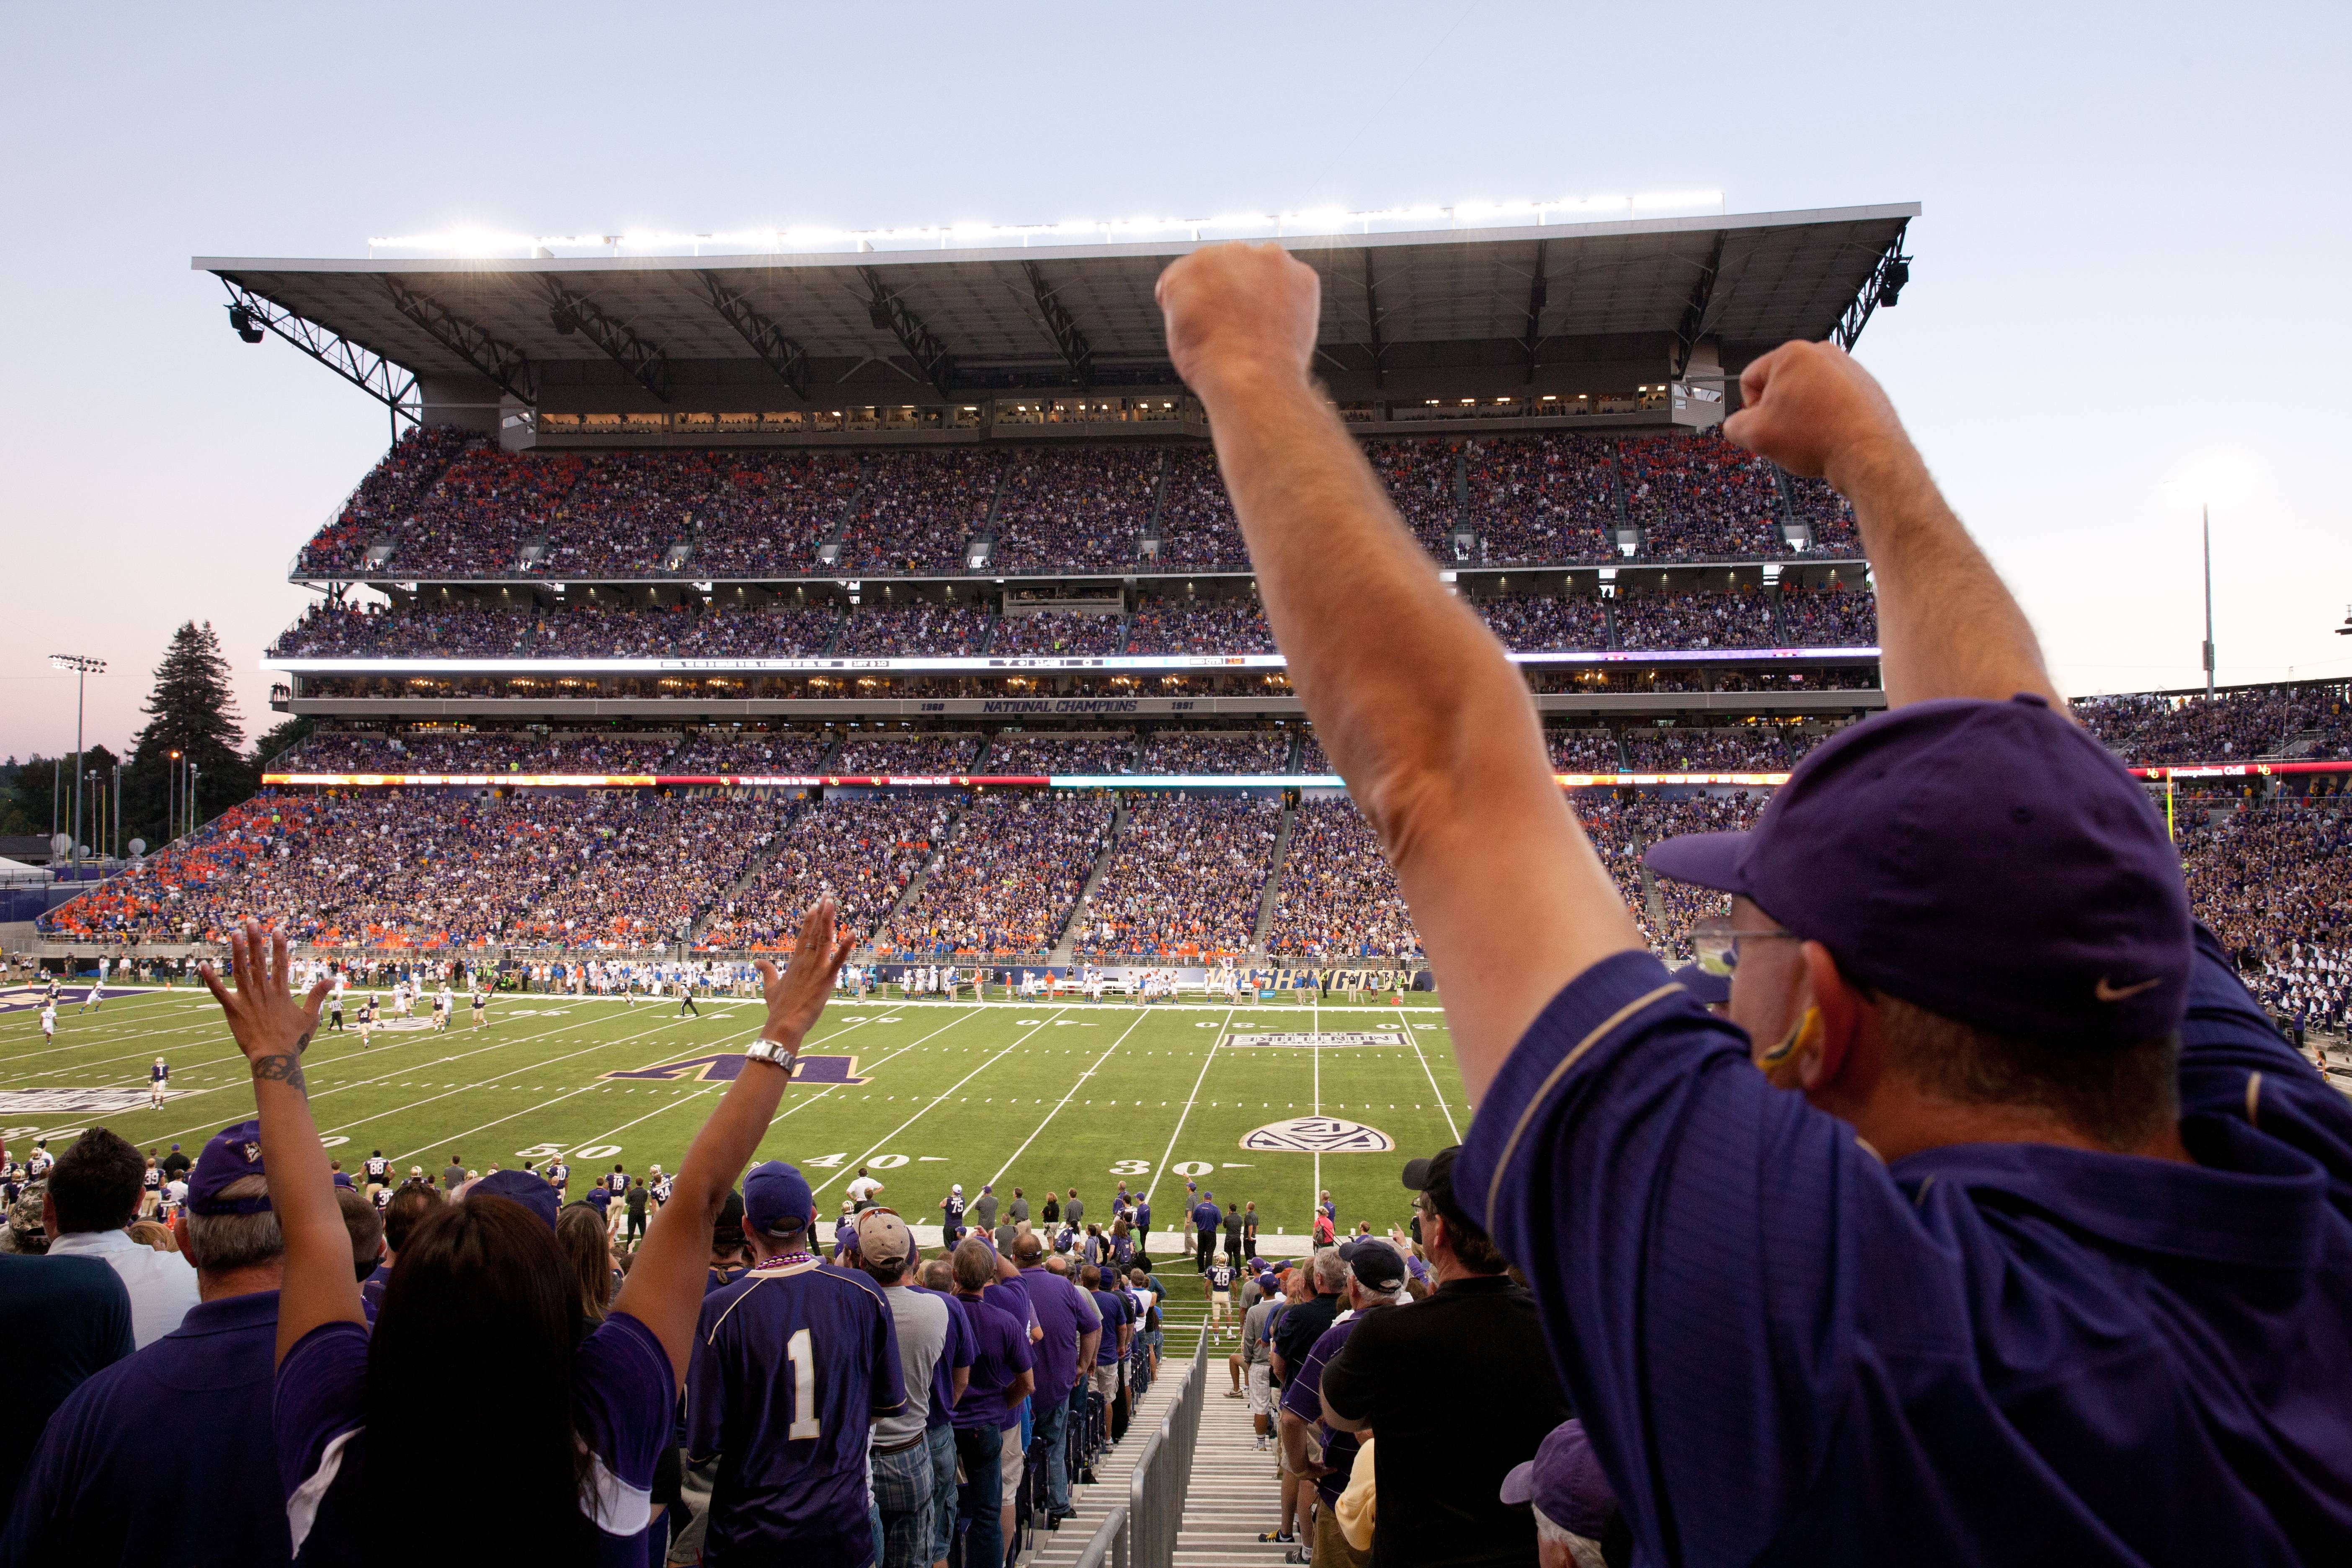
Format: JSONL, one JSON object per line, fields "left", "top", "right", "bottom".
{"left": 248, "top": 714, "right": 315, "bottom": 772}
{"left": 123, "top": 622, "right": 253, "bottom": 846}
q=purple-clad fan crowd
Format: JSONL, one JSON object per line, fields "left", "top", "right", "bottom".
{"left": 12, "top": 255, "right": 2352, "bottom": 1568}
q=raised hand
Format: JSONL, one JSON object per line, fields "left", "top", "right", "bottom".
{"left": 199, "top": 919, "right": 333, "bottom": 1089}
{"left": 1155, "top": 242, "right": 1323, "bottom": 399}
{"left": 1720, "top": 340, "right": 1911, "bottom": 484}
{"left": 753, "top": 896, "right": 861, "bottom": 1046}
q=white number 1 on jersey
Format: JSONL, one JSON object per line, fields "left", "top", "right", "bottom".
{"left": 787, "top": 1328, "right": 820, "bottom": 1441}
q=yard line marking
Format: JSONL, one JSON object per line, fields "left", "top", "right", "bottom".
{"left": 121, "top": 1006, "right": 695, "bottom": 1146}
{"left": 1142, "top": 1006, "right": 1236, "bottom": 1211}
{"left": 988, "top": 1006, "right": 1151, "bottom": 1187}
{"left": 1, "top": 1006, "right": 256, "bottom": 1078}
{"left": 1397, "top": 1005, "right": 1460, "bottom": 1142}
{"left": 810, "top": 1008, "right": 1070, "bottom": 1196}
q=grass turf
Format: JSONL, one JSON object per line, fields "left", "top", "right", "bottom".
{"left": 3, "top": 986, "right": 1473, "bottom": 1257}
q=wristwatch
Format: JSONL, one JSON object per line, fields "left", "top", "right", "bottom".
{"left": 743, "top": 1037, "right": 799, "bottom": 1071}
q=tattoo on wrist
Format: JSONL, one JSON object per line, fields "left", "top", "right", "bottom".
{"left": 251, "top": 1054, "right": 307, "bottom": 1092}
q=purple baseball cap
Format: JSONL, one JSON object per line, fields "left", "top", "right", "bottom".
{"left": 1500, "top": 1418, "right": 1614, "bottom": 1537}
{"left": 1668, "top": 962, "right": 1730, "bottom": 1007}
{"left": 1645, "top": 694, "right": 2192, "bottom": 1046}
{"left": 745, "top": 1161, "right": 817, "bottom": 1237}
{"left": 471, "top": 1167, "right": 560, "bottom": 1229}
{"left": 187, "top": 1121, "right": 272, "bottom": 1216}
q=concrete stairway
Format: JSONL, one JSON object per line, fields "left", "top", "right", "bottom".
{"left": 1023, "top": 1347, "right": 1196, "bottom": 1566}
{"left": 1169, "top": 1327, "right": 1292, "bottom": 1568}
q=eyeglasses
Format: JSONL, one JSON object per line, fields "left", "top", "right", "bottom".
{"left": 1687, "top": 917, "right": 1800, "bottom": 977}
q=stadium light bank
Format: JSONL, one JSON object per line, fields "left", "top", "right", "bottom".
{"left": 366, "top": 192, "right": 1728, "bottom": 259}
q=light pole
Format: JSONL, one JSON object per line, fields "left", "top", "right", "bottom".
{"left": 189, "top": 764, "right": 201, "bottom": 835}
{"left": 2200, "top": 505, "right": 2215, "bottom": 702}
{"left": 86, "top": 770, "right": 100, "bottom": 864}
{"left": 112, "top": 763, "right": 123, "bottom": 860}
{"left": 168, "top": 750, "right": 183, "bottom": 841}
{"left": 49, "top": 654, "right": 105, "bottom": 874}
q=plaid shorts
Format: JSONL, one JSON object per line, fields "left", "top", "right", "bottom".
{"left": 869, "top": 1438, "right": 934, "bottom": 1568}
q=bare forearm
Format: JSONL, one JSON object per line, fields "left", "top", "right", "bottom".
{"left": 1202, "top": 369, "right": 1521, "bottom": 823}
{"left": 1831, "top": 438, "right": 2059, "bottom": 710}
{"left": 1199, "top": 367, "right": 1640, "bottom": 1093}
{"left": 250, "top": 1067, "right": 366, "bottom": 1357}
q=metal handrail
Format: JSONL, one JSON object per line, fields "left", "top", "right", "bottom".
{"left": 1124, "top": 1337, "right": 1209, "bottom": 1568}
{"left": 1071, "top": 1506, "right": 1128, "bottom": 1568}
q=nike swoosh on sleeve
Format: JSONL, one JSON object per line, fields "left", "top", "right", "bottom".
{"left": 2094, "top": 975, "right": 2162, "bottom": 1002}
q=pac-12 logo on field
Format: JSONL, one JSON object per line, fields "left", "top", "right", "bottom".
{"left": 602, "top": 1052, "right": 870, "bottom": 1086}
{"left": 1240, "top": 1117, "right": 1395, "bottom": 1154}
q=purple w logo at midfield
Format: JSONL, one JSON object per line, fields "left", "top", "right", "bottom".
{"left": 604, "top": 1052, "right": 870, "bottom": 1086}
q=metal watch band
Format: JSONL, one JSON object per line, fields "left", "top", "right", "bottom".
{"left": 744, "top": 1038, "right": 799, "bottom": 1069}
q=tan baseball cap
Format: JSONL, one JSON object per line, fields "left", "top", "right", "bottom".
{"left": 854, "top": 1207, "right": 915, "bottom": 1266}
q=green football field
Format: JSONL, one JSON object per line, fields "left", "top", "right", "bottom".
{"left": 3, "top": 985, "right": 1473, "bottom": 1257}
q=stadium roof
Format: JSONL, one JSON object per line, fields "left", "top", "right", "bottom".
{"left": 196, "top": 202, "right": 1915, "bottom": 413}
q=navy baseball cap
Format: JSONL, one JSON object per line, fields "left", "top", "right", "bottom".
{"left": 1645, "top": 695, "right": 2192, "bottom": 1046}
{"left": 472, "top": 1168, "right": 560, "bottom": 1229}
{"left": 1500, "top": 1418, "right": 1614, "bottom": 1537}
{"left": 188, "top": 1121, "right": 272, "bottom": 1216}
{"left": 745, "top": 1161, "right": 816, "bottom": 1237}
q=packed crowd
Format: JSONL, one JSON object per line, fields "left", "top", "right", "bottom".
{"left": 1122, "top": 596, "right": 1277, "bottom": 655}
{"left": 830, "top": 732, "right": 983, "bottom": 775}
{"left": 1463, "top": 433, "right": 1622, "bottom": 564}
{"left": 980, "top": 733, "right": 1139, "bottom": 775}
{"left": 696, "top": 794, "right": 950, "bottom": 949}
{"left": 386, "top": 449, "right": 591, "bottom": 578}
{"left": 1477, "top": 593, "right": 1611, "bottom": 651}
{"left": 531, "top": 598, "right": 843, "bottom": 659}
{"left": 833, "top": 601, "right": 995, "bottom": 656}
{"left": 990, "top": 611, "right": 1127, "bottom": 657}
{"left": 2175, "top": 799, "right": 2352, "bottom": 962}
{"left": 289, "top": 434, "right": 1891, "bottom": 589}
{"left": 1263, "top": 798, "right": 1423, "bottom": 960}
{"left": 1548, "top": 728, "right": 1625, "bottom": 771}
{"left": 1620, "top": 724, "right": 1793, "bottom": 772}
{"left": 39, "top": 790, "right": 787, "bottom": 948}
{"left": 1151, "top": 448, "right": 1250, "bottom": 569}
{"left": 269, "top": 599, "right": 536, "bottom": 659}
{"left": 880, "top": 794, "right": 1113, "bottom": 957}
{"left": 836, "top": 449, "right": 1000, "bottom": 575}
{"left": 1619, "top": 432, "right": 1786, "bottom": 560}
{"left": 1078, "top": 797, "right": 1282, "bottom": 957}
{"left": 292, "top": 424, "right": 472, "bottom": 575}
{"left": 284, "top": 730, "right": 682, "bottom": 775}
{"left": 1784, "top": 470, "right": 1861, "bottom": 552}
{"left": 1367, "top": 438, "right": 1464, "bottom": 557}
{"left": 1139, "top": 730, "right": 1293, "bottom": 774}
{"left": 1777, "top": 583, "right": 1880, "bottom": 646}
{"left": 2078, "top": 685, "right": 2352, "bottom": 764}
{"left": 665, "top": 730, "right": 835, "bottom": 774}
{"left": 1608, "top": 588, "right": 1780, "bottom": 650}
{"left": 989, "top": 446, "right": 1160, "bottom": 573}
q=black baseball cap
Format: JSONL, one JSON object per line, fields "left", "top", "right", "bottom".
{"left": 1336, "top": 1238, "right": 1407, "bottom": 1292}
{"left": 1401, "top": 1146, "right": 1471, "bottom": 1230}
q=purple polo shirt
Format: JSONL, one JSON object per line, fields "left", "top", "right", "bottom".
{"left": 949, "top": 1292, "right": 1032, "bottom": 1434}
{"left": 1015, "top": 1266, "right": 1104, "bottom": 1400}
{"left": 1455, "top": 930, "right": 2352, "bottom": 1565}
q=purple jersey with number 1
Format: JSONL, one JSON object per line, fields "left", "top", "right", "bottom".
{"left": 687, "top": 1258, "right": 907, "bottom": 1567}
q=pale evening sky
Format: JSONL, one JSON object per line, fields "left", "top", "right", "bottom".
{"left": 1, "top": 2, "right": 2344, "bottom": 758}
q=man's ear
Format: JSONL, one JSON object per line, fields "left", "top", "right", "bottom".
{"left": 1796, "top": 941, "right": 1868, "bottom": 1095}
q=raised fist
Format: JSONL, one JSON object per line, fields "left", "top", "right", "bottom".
{"left": 1155, "top": 242, "right": 1322, "bottom": 397}
{"left": 1720, "top": 340, "right": 1910, "bottom": 483}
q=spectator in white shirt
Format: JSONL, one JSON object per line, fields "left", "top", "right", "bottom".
{"left": 42, "top": 1127, "right": 198, "bottom": 1347}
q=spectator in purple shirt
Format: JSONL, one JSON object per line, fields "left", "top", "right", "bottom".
{"left": 1012, "top": 1232, "right": 1102, "bottom": 1522}
{"left": 194, "top": 898, "right": 863, "bottom": 1568}
{"left": 949, "top": 1238, "right": 1034, "bottom": 1568}
{"left": 1157, "top": 247, "right": 2352, "bottom": 1565}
